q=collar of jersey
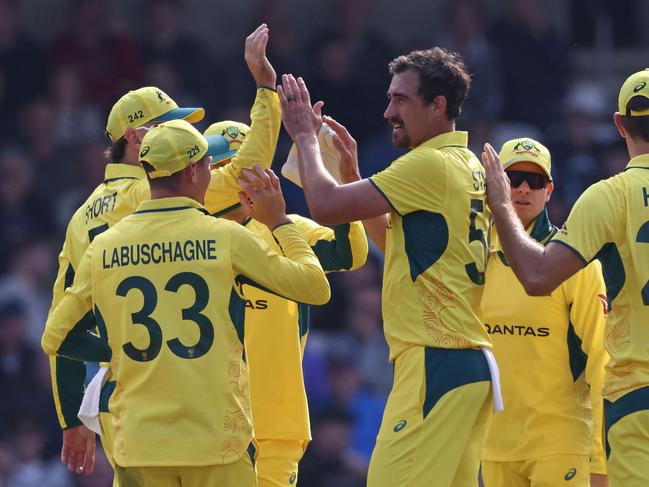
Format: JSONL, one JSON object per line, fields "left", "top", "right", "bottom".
{"left": 491, "top": 207, "right": 556, "bottom": 253}
{"left": 625, "top": 153, "right": 649, "bottom": 171}
{"left": 417, "top": 131, "right": 468, "bottom": 151}
{"left": 104, "top": 163, "right": 147, "bottom": 182}
{"left": 134, "top": 196, "right": 208, "bottom": 215}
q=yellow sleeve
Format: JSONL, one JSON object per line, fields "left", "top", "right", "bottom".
{"left": 552, "top": 180, "right": 622, "bottom": 263}
{"left": 369, "top": 149, "right": 445, "bottom": 215}
{"left": 566, "top": 260, "right": 609, "bottom": 474}
{"left": 290, "top": 215, "right": 368, "bottom": 271}
{"left": 204, "top": 88, "right": 281, "bottom": 215}
{"left": 42, "top": 244, "right": 109, "bottom": 361}
{"left": 230, "top": 222, "right": 330, "bottom": 305}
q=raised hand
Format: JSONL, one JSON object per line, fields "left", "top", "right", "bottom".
{"left": 324, "top": 115, "right": 361, "bottom": 184}
{"left": 238, "top": 166, "right": 290, "bottom": 229}
{"left": 245, "top": 23, "right": 276, "bottom": 88}
{"left": 482, "top": 142, "right": 511, "bottom": 211}
{"left": 278, "top": 74, "right": 322, "bottom": 143}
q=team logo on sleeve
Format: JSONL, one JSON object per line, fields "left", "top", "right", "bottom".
{"left": 289, "top": 472, "right": 297, "bottom": 484}
{"left": 393, "top": 419, "right": 407, "bottom": 432}
{"left": 597, "top": 294, "right": 609, "bottom": 315}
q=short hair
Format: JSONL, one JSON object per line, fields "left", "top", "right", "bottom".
{"left": 140, "top": 160, "right": 183, "bottom": 189}
{"left": 104, "top": 137, "right": 128, "bottom": 163}
{"left": 388, "top": 47, "right": 471, "bottom": 120}
{"left": 620, "top": 96, "right": 649, "bottom": 142}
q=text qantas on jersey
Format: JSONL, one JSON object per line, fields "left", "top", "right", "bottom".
{"left": 484, "top": 323, "right": 550, "bottom": 337}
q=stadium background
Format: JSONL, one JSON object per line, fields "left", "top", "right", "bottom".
{"left": 0, "top": 0, "right": 647, "bottom": 485}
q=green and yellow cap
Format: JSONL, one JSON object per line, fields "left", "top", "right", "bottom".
{"left": 203, "top": 120, "right": 249, "bottom": 164}
{"left": 618, "top": 69, "right": 649, "bottom": 116}
{"left": 499, "top": 137, "right": 552, "bottom": 181}
{"left": 139, "top": 119, "right": 230, "bottom": 179}
{"left": 106, "top": 86, "right": 205, "bottom": 142}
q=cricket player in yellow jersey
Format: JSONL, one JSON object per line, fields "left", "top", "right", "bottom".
{"left": 483, "top": 69, "right": 649, "bottom": 487}
{"left": 46, "top": 24, "right": 280, "bottom": 478}
{"left": 202, "top": 120, "right": 368, "bottom": 487}
{"left": 42, "top": 119, "right": 330, "bottom": 487}
{"left": 277, "top": 48, "right": 497, "bottom": 487}
{"left": 480, "top": 138, "right": 608, "bottom": 487}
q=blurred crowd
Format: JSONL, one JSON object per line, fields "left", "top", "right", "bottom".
{"left": 0, "top": 0, "right": 646, "bottom": 485}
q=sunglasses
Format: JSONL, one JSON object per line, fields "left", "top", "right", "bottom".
{"left": 506, "top": 170, "right": 550, "bottom": 190}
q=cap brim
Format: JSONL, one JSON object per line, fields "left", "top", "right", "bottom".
{"left": 204, "top": 134, "right": 237, "bottom": 161}
{"left": 154, "top": 107, "right": 205, "bottom": 124}
{"left": 502, "top": 157, "right": 552, "bottom": 181}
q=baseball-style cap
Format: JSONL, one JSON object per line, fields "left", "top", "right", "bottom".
{"left": 139, "top": 119, "right": 230, "bottom": 179}
{"left": 203, "top": 121, "right": 249, "bottom": 164}
{"left": 106, "top": 87, "right": 205, "bottom": 142}
{"left": 498, "top": 138, "right": 552, "bottom": 181}
{"left": 618, "top": 69, "right": 649, "bottom": 116}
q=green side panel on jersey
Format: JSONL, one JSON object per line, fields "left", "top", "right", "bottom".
{"left": 566, "top": 320, "right": 588, "bottom": 381}
{"left": 312, "top": 223, "right": 353, "bottom": 271}
{"left": 64, "top": 264, "right": 75, "bottom": 289}
{"left": 594, "top": 243, "right": 625, "bottom": 310}
{"left": 58, "top": 310, "right": 111, "bottom": 362}
{"left": 403, "top": 210, "right": 449, "bottom": 282}
{"left": 297, "top": 303, "right": 310, "bottom": 338}
{"left": 228, "top": 286, "right": 246, "bottom": 345}
{"left": 99, "top": 380, "right": 116, "bottom": 413}
{"left": 55, "top": 356, "right": 86, "bottom": 429}
{"left": 423, "top": 347, "right": 490, "bottom": 419}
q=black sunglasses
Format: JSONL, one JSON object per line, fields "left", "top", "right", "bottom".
{"left": 506, "top": 170, "right": 550, "bottom": 190}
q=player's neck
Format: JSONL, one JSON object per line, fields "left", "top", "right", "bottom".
{"left": 416, "top": 119, "right": 456, "bottom": 148}
{"left": 120, "top": 146, "right": 143, "bottom": 167}
{"left": 626, "top": 138, "right": 649, "bottom": 160}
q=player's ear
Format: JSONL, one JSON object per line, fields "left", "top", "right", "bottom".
{"left": 431, "top": 95, "right": 447, "bottom": 117}
{"left": 124, "top": 128, "right": 142, "bottom": 149}
{"left": 545, "top": 182, "right": 554, "bottom": 203}
{"left": 613, "top": 112, "right": 626, "bottom": 139}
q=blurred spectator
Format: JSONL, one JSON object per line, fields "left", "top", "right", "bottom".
{"left": 50, "top": 66, "right": 103, "bottom": 147}
{"left": 3, "top": 417, "right": 71, "bottom": 487}
{"left": 50, "top": 0, "right": 142, "bottom": 110}
{"left": 299, "top": 409, "right": 366, "bottom": 487}
{"left": 0, "top": 240, "right": 55, "bottom": 348}
{"left": 438, "top": 0, "right": 502, "bottom": 124}
{"left": 313, "top": 338, "right": 386, "bottom": 464}
{"left": 0, "top": 149, "right": 55, "bottom": 271}
{"left": 489, "top": 0, "right": 571, "bottom": 129}
{"left": 0, "top": 301, "right": 39, "bottom": 439}
{"left": 140, "top": 0, "right": 220, "bottom": 116}
{"left": 0, "top": 0, "right": 48, "bottom": 141}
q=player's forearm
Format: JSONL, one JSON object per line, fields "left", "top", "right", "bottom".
{"left": 295, "top": 134, "right": 347, "bottom": 223}
{"left": 232, "top": 88, "right": 280, "bottom": 171}
{"left": 271, "top": 223, "right": 331, "bottom": 304}
{"left": 491, "top": 202, "right": 553, "bottom": 295}
{"left": 362, "top": 214, "right": 388, "bottom": 253}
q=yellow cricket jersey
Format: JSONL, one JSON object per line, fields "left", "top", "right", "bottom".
{"left": 369, "top": 131, "right": 491, "bottom": 361}
{"left": 482, "top": 209, "right": 608, "bottom": 473}
{"left": 46, "top": 87, "right": 280, "bottom": 429}
{"left": 243, "top": 216, "right": 367, "bottom": 441}
{"left": 553, "top": 153, "right": 649, "bottom": 402}
{"left": 42, "top": 196, "right": 330, "bottom": 467}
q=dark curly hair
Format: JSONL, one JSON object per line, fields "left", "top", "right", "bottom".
{"left": 620, "top": 96, "right": 649, "bottom": 142}
{"left": 388, "top": 47, "right": 471, "bottom": 120}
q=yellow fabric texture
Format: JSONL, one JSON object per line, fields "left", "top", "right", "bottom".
{"left": 243, "top": 216, "right": 366, "bottom": 442}
{"left": 114, "top": 453, "right": 256, "bottom": 487}
{"left": 482, "top": 454, "right": 591, "bottom": 487}
{"left": 204, "top": 88, "right": 281, "bottom": 215}
{"left": 369, "top": 131, "right": 492, "bottom": 361}
{"left": 552, "top": 153, "right": 649, "bottom": 402}
{"left": 47, "top": 87, "right": 279, "bottom": 430}
{"left": 42, "top": 196, "right": 329, "bottom": 467}
{"left": 606, "top": 409, "right": 649, "bottom": 487}
{"left": 498, "top": 137, "right": 552, "bottom": 180}
{"left": 482, "top": 212, "right": 608, "bottom": 473}
{"left": 255, "top": 439, "right": 305, "bottom": 487}
{"left": 617, "top": 69, "right": 649, "bottom": 115}
{"left": 367, "top": 346, "right": 491, "bottom": 487}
